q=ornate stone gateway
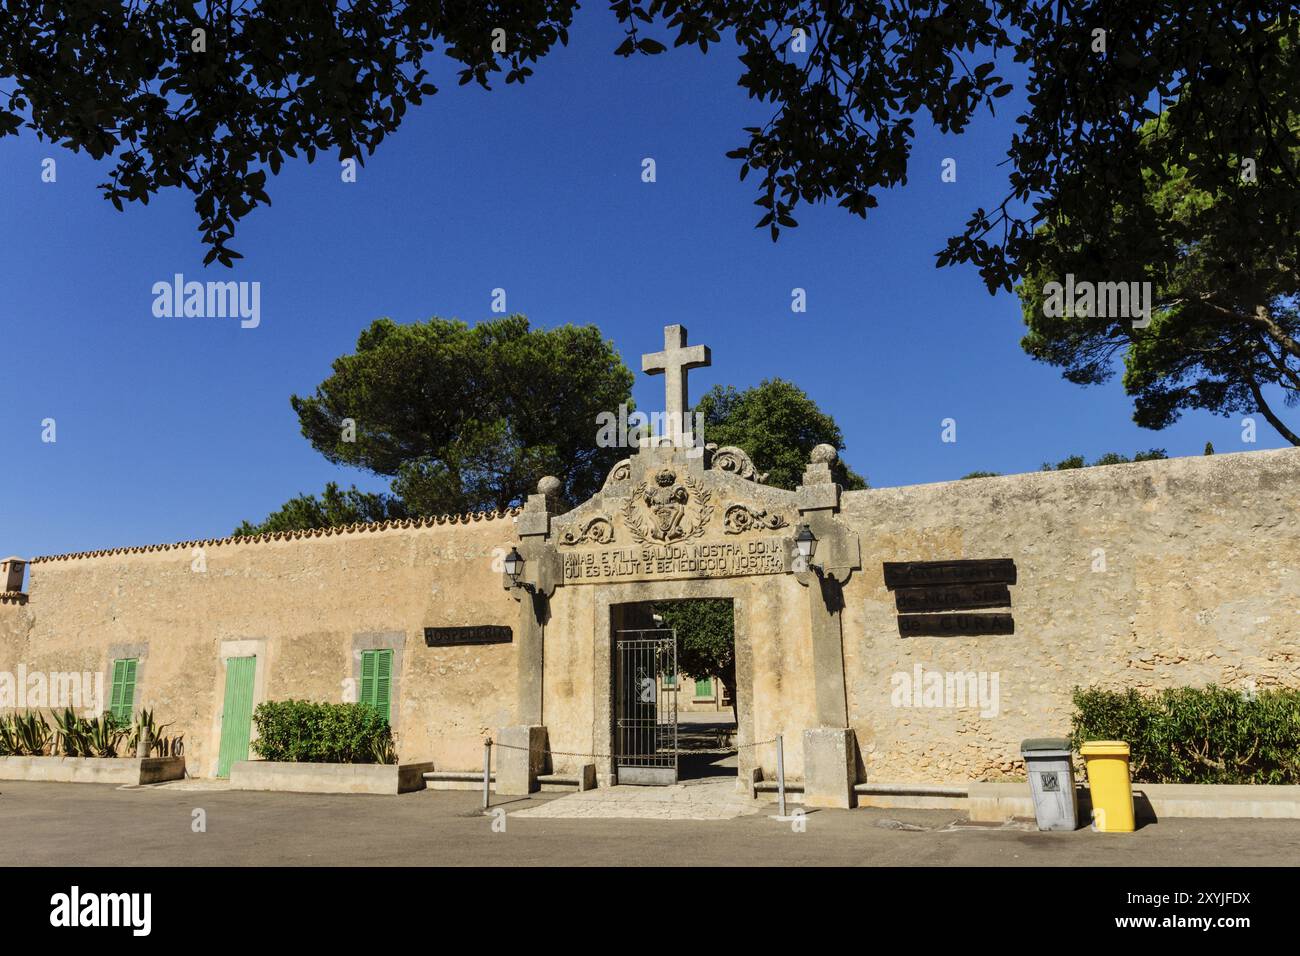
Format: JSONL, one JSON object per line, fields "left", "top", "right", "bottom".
{"left": 614, "top": 627, "right": 678, "bottom": 785}
{"left": 499, "top": 324, "right": 863, "bottom": 805}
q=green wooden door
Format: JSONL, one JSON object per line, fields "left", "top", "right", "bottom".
{"left": 216, "top": 656, "right": 257, "bottom": 778}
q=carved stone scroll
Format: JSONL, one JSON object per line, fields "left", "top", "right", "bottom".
{"left": 558, "top": 516, "right": 615, "bottom": 547}
{"left": 710, "top": 445, "right": 768, "bottom": 483}
{"left": 722, "top": 504, "right": 788, "bottom": 534}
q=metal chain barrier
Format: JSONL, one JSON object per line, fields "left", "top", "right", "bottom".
{"left": 491, "top": 740, "right": 614, "bottom": 760}
{"left": 665, "top": 736, "right": 777, "bottom": 756}
{"left": 490, "top": 736, "right": 777, "bottom": 759}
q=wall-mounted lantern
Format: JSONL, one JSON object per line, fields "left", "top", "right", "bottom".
{"left": 503, "top": 547, "right": 537, "bottom": 594}
{"left": 793, "top": 525, "right": 824, "bottom": 577}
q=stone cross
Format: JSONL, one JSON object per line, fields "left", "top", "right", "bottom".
{"left": 642, "top": 324, "right": 711, "bottom": 424}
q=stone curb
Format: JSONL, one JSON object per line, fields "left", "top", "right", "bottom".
{"left": 968, "top": 781, "right": 1300, "bottom": 822}
{"left": 228, "top": 760, "right": 434, "bottom": 795}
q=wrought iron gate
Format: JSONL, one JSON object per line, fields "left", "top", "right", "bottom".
{"left": 615, "top": 628, "right": 678, "bottom": 785}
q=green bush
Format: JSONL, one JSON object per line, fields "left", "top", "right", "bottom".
{"left": 1070, "top": 685, "right": 1300, "bottom": 784}
{"left": 250, "top": 700, "right": 396, "bottom": 764}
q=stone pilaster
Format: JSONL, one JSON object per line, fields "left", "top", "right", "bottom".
{"left": 791, "top": 445, "right": 861, "bottom": 807}
{"left": 503, "top": 478, "right": 563, "bottom": 727}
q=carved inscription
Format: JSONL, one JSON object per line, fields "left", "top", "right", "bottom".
{"left": 883, "top": 559, "right": 1017, "bottom": 589}
{"left": 562, "top": 537, "right": 787, "bottom": 583}
{"left": 898, "top": 613, "right": 1014, "bottom": 637}
{"left": 883, "top": 559, "right": 1018, "bottom": 637}
{"left": 894, "top": 584, "right": 1011, "bottom": 613}
{"left": 424, "top": 626, "right": 513, "bottom": 646}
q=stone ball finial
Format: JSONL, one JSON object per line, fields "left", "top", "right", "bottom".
{"left": 811, "top": 444, "right": 838, "bottom": 465}
{"left": 537, "top": 476, "right": 562, "bottom": 499}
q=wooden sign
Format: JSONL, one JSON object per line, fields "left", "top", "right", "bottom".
{"left": 423, "top": 626, "right": 512, "bottom": 647}
{"left": 897, "top": 613, "right": 1014, "bottom": 637}
{"left": 883, "top": 559, "right": 1016, "bottom": 590}
{"left": 894, "top": 583, "right": 1011, "bottom": 613}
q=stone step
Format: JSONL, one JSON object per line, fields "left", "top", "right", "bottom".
{"left": 539, "top": 765, "right": 598, "bottom": 792}
{"left": 537, "top": 773, "right": 581, "bottom": 792}
{"left": 753, "top": 779, "right": 804, "bottom": 793}
{"left": 853, "top": 782, "right": 968, "bottom": 810}
{"left": 423, "top": 770, "right": 491, "bottom": 791}
{"left": 854, "top": 783, "right": 969, "bottom": 797}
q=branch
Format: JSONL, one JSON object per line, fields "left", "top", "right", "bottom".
{"left": 1240, "top": 366, "right": 1300, "bottom": 446}
{"left": 1255, "top": 332, "right": 1300, "bottom": 392}
{"left": 1189, "top": 296, "right": 1300, "bottom": 361}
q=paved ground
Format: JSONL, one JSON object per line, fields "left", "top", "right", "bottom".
{"left": 676, "top": 714, "right": 739, "bottom": 782}
{"left": 513, "top": 777, "right": 762, "bottom": 820}
{"left": 3, "top": 780, "right": 1299, "bottom": 866}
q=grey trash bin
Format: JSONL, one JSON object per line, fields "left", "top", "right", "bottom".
{"left": 1021, "top": 737, "right": 1079, "bottom": 831}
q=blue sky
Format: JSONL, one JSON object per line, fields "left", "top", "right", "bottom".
{"left": 0, "top": 9, "right": 1288, "bottom": 559}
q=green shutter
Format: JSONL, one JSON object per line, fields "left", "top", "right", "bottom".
{"left": 662, "top": 672, "right": 676, "bottom": 688}
{"left": 109, "top": 661, "right": 126, "bottom": 718}
{"left": 695, "top": 678, "right": 712, "bottom": 698}
{"left": 360, "top": 649, "right": 376, "bottom": 706}
{"left": 374, "top": 649, "right": 392, "bottom": 723}
{"left": 360, "top": 649, "right": 392, "bottom": 723}
{"left": 109, "top": 659, "right": 138, "bottom": 723}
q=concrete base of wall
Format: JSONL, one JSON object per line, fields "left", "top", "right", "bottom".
{"left": 969, "top": 782, "right": 1300, "bottom": 822}
{"left": 228, "top": 761, "right": 434, "bottom": 795}
{"left": 0, "top": 755, "right": 185, "bottom": 785}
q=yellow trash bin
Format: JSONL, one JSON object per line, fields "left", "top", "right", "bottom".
{"left": 1080, "top": 740, "right": 1135, "bottom": 832}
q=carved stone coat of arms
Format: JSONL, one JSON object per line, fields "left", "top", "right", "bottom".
{"left": 623, "top": 468, "right": 713, "bottom": 544}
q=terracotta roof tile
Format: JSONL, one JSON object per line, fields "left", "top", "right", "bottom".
{"left": 29, "top": 508, "right": 522, "bottom": 564}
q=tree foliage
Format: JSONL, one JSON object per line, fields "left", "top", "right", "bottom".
{"left": 1041, "top": 449, "right": 1167, "bottom": 471}
{"left": 234, "top": 481, "right": 407, "bottom": 536}
{"left": 9, "top": 0, "right": 1293, "bottom": 293}
{"left": 653, "top": 598, "right": 736, "bottom": 709}
{"left": 5, "top": 2, "right": 1294, "bottom": 451}
{"left": 696, "top": 379, "right": 867, "bottom": 491}
{"left": 942, "top": 5, "right": 1300, "bottom": 294}
{"left": 0, "top": 1, "right": 1012, "bottom": 262}
{"left": 0, "top": 1, "right": 576, "bottom": 265}
{"left": 240, "top": 322, "right": 867, "bottom": 532}
{"left": 1017, "top": 27, "right": 1300, "bottom": 445}
{"left": 962, "top": 449, "right": 1168, "bottom": 478}
{"left": 284, "top": 315, "right": 634, "bottom": 517}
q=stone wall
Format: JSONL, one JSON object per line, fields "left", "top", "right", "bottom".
{"left": 0, "top": 516, "right": 523, "bottom": 777}
{"left": 2, "top": 445, "right": 1296, "bottom": 787}
{"left": 837, "top": 446, "right": 1300, "bottom": 784}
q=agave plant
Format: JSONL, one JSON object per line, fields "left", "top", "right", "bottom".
{"left": 127, "top": 708, "right": 183, "bottom": 757}
{"left": 83, "top": 713, "right": 128, "bottom": 758}
{"left": 52, "top": 707, "right": 90, "bottom": 756}
{"left": 369, "top": 731, "right": 397, "bottom": 765}
{"left": 13, "top": 711, "right": 52, "bottom": 756}
{"left": 0, "top": 714, "right": 18, "bottom": 756}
